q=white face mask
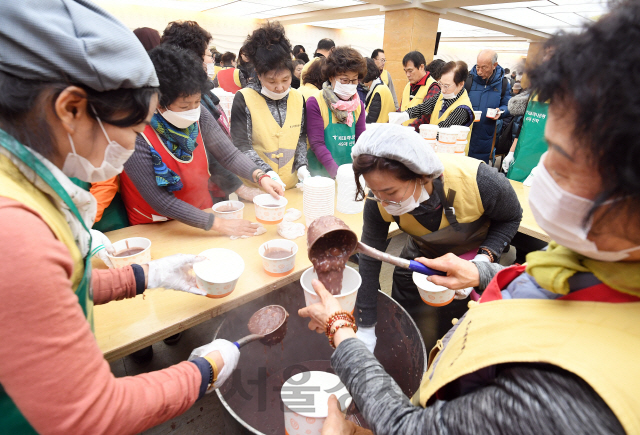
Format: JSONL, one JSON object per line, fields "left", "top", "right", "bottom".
{"left": 206, "top": 63, "right": 216, "bottom": 75}
{"left": 378, "top": 181, "right": 430, "bottom": 216}
{"left": 442, "top": 92, "right": 457, "bottom": 100}
{"left": 261, "top": 86, "right": 290, "bottom": 101}
{"left": 62, "top": 116, "right": 134, "bottom": 183}
{"left": 333, "top": 82, "right": 358, "bottom": 100}
{"left": 529, "top": 154, "right": 640, "bottom": 262}
{"left": 159, "top": 106, "right": 201, "bottom": 129}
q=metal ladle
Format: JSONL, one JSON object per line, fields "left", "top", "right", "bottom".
{"left": 233, "top": 305, "right": 289, "bottom": 349}
{"left": 307, "top": 216, "right": 446, "bottom": 277}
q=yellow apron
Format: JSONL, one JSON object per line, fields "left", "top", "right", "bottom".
{"left": 378, "top": 154, "right": 485, "bottom": 238}
{"left": 400, "top": 75, "right": 435, "bottom": 126}
{"left": 239, "top": 88, "right": 304, "bottom": 189}
{"left": 366, "top": 82, "right": 396, "bottom": 123}
{"left": 412, "top": 298, "right": 640, "bottom": 435}
{"left": 298, "top": 83, "right": 320, "bottom": 101}
{"left": 430, "top": 89, "right": 474, "bottom": 148}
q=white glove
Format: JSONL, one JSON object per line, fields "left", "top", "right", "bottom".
{"left": 454, "top": 287, "right": 473, "bottom": 300}
{"left": 297, "top": 166, "right": 311, "bottom": 183}
{"left": 388, "top": 111, "right": 410, "bottom": 125}
{"left": 147, "top": 253, "right": 207, "bottom": 295}
{"left": 90, "top": 229, "right": 114, "bottom": 268}
{"left": 267, "top": 171, "right": 287, "bottom": 189}
{"left": 188, "top": 339, "right": 240, "bottom": 390}
{"left": 355, "top": 325, "right": 377, "bottom": 354}
{"left": 502, "top": 151, "right": 515, "bottom": 173}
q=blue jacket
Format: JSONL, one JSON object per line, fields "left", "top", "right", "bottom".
{"left": 467, "top": 64, "right": 511, "bottom": 162}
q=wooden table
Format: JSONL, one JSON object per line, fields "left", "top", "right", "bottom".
{"left": 94, "top": 189, "right": 375, "bottom": 361}
{"left": 96, "top": 182, "right": 546, "bottom": 362}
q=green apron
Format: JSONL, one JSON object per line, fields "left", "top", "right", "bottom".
{"left": 307, "top": 108, "right": 357, "bottom": 177}
{"left": 0, "top": 129, "right": 94, "bottom": 434}
{"left": 507, "top": 97, "right": 549, "bottom": 182}
{"left": 70, "top": 178, "right": 130, "bottom": 233}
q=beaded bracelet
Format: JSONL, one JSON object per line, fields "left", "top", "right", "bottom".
{"left": 477, "top": 247, "right": 495, "bottom": 263}
{"left": 328, "top": 320, "right": 357, "bottom": 349}
{"left": 324, "top": 311, "right": 355, "bottom": 337}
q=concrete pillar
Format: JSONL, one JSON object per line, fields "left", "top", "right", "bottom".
{"left": 521, "top": 41, "right": 545, "bottom": 89}
{"left": 383, "top": 8, "right": 440, "bottom": 104}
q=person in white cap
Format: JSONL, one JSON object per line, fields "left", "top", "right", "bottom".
{"left": 0, "top": 1, "right": 240, "bottom": 433}
{"left": 349, "top": 124, "right": 522, "bottom": 353}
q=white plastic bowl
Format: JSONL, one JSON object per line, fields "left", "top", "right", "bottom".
{"left": 212, "top": 200, "right": 244, "bottom": 220}
{"left": 106, "top": 237, "right": 151, "bottom": 268}
{"left": 412, "top": 272, "right": 455, "bottom": 306}
{"left": 300, "top": 266, "right": 361, "bottom": 313}
{"left": 259, "top": 239, "right": 298, "bottom": 277}
{"left": 253, "top": 194, "right": 288, "bottom": 225}
{"left": 419, "top": 123, "right": 439, "bottom": 140}
{"left": 194, "top": 248, "right": 245, "bottom": 298}
{"left": 282, "top": 371, "right": 352, "bottom": 435}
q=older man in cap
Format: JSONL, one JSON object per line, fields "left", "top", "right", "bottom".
{"left": 466, "top": 49, "right": 512, "bottom": 162}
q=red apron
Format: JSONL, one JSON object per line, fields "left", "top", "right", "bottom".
{"left": 217, "top": 68, "right": 242, "bottom": 94}
{"left": 120, "top": 124, "right": 213, "bottom": 225}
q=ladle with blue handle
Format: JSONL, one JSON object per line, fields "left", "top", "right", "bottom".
{"left": 307, "top": 216, "right": 447, "bottom": 277}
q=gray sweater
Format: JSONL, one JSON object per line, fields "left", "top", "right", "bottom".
{"left": 357, "top": 163, "right": 522, "bottom": 326}
{"left": 123, "top": 107, "right": 259, "bottom": 230}
{"left": 331, "top": 338, "right": 623, "bottom": 434}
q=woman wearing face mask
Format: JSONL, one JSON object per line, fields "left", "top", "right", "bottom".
{"left": 230, "top": 22, "right": 310, "bottom": 189}
{"left": 305, "top": 47, "right": 367, "bottom": 178}
{"left": 120, "top": 44, "right": 283, "bottom": 236}
{"left": 389, "top": 61, "right": 474, "bottom": 136}
{"left": 298, "top": 5, "right": 640, "bottom": 433}
{"left": 350, "top": 124, "right": 521, "bottom": 354}
{"left": 0, "top": 2, "right": 242, "bottom": 433}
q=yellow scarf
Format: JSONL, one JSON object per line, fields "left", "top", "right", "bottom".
{"left": 526, "top": 242, "right": 640, "bottom": 297}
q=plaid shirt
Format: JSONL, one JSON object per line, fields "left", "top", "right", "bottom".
{"left": 408, "top": 72, "right": 441, "bottom": 131}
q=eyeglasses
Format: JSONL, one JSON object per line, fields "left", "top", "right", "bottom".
{"left": 338, "top": 78, "right": 359, "bottom": 84}
{"left": 437, "top": 81, "right": 454, "bottom": 91}
{"left": 367, "top": 181, "right": 414, "bottom": 206}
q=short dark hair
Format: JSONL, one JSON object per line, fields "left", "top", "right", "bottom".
{"left": 322, "top": 46, "right": 367, "bottom": 81}
{"left": 294, "top": 59, "right": 306, "bottom": 67}
{"left": 242, "top": 22, "right": 293, "bottom": 76}
{"left": 353, "top": 154, "right": 430, "bottom": 201}
{"left": 371, "top": 48, "right": 384, "bottom": 59}
{"left": 296, "top": 52, "right": 310, "bottom": 63}
{"left": 161, "top": 20, "right": 212, "bottom": 60}
{"left": 440, "top": 61, "right": 468, "bottom": 85}
{"left": 0, "top": 71, "right": 156, "bottom": 159}
{"left": 149, "top": 44, "right": 212, "bottom": 107}
{"left": 133, "top": 27, "right": 161, "bottom": 51}
{"left": 293, "top": 45, "right": 305, "bottom": 55}
{"left": 316, "top": 38, "right": 335, "bottom": 51}
{"left": 220, "top": 51, "right": 236, "bottom": 66}
{"left": 529, "top": 0, "right": 640, "bottom": 222}
{"left": 214, "top": 52, "right": 222, "bottom": 64}
{"left": 402, "top": 51, "right": 426, "bottom": 69}
{"left": 302, "top": 57, "right": 325, "bottom": 90}
{"left": 504, "top": 68, "right": 511, "bottom": 75}
{"left": 425, "top": 59, "right": 445, "bottom": 80}
{"left": 363, "top": 58, "right": 380, "bottom": 83}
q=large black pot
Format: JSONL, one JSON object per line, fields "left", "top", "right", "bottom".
{"left": 214, "top": 281, "right": 427, "bottom": 434}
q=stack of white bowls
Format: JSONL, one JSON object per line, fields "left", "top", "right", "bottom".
{"left": 336, "top": 164, "right": 364, "bottom": 214}
{"left": 437, "top": 127, "right": 457, "bottom": 154}
{"left": 419, "top": 124, "right": 438, "bottom": 152}
{"left": 451, "top": 125, "right": 471, "bottom": 154}
{"left": 211, "top": 88, "right": 234, "bottom": 120}
{"left": 303, "top": 176, "right": 335, "bottom": 226}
